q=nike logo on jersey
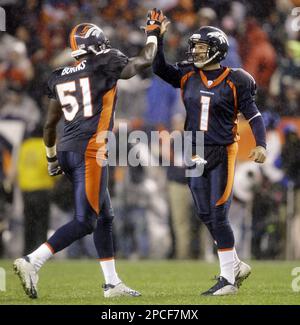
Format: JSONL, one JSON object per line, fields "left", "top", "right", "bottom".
{"left": 62, "top": 60, "right": 87, "bottom": 75}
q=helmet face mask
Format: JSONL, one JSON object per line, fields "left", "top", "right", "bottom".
{"left": 69, "top": 23, "right": 110, "bottom": 60}
{"left": 187, "top": 26, "right": 229, "bottom": 68}
{"left": 188, "top": 41, "right": 210, "bottom": 68}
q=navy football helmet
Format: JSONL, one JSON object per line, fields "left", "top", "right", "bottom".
{"left": 187, "top": 26, "right": 229, "bottom": 68}
{"left": 69, "top": 23, "right": 111, "bottom": 59}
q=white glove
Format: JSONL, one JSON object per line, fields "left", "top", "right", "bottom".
{"left": 191, "top": 155, "right": 207, "bottom": 166}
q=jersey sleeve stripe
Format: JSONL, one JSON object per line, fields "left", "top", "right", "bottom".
{"left": 247, "top": 112, "right": 261, "bottom": 122}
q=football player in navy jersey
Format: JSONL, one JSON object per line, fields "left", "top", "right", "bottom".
{"left": 153, "top": 11, "right": 267, "bottom": 295}
{"left": 14, "top": 10, "right": 165, "bottom": 299}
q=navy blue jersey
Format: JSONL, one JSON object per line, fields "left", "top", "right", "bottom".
{"left": 153, "top": 39, "right": 265, "bottom": 148}
{"left": 47, "top": 49, "right": 128, "bottom": 155}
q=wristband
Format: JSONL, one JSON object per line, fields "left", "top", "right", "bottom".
{"left": 45, "top": 145, "right": 57, "bottom": 158}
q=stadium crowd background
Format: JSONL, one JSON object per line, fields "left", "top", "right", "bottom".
{"left": 0, "top": 0, "right": 300, "bottom": 261}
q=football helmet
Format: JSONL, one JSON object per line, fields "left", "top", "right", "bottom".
{"left": 187, "top": 26, "right": 229, "bottom": 68}
{"left": 69, "top": 23, "right": 111, "bottom": 59}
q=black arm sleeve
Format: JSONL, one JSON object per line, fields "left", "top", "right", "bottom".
{"left": 152, "top": 37, "right": 182, "bottom": 88}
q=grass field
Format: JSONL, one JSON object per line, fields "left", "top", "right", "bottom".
{"left": 0, "top": 259, "right": 299, "bottom": 305}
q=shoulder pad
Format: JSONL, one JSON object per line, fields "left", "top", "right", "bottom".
{"left": 229, "top": 68, "right": 256, "bottom": 88}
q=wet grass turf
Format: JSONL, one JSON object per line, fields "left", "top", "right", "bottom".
{"left": 0, "top": 260, "right": 299, "bottom": 305}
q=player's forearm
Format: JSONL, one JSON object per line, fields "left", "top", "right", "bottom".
{"left": 135, "top": 39, "right": 158, "bottom": 69}
{"left": 153, "top": 36, "right": 166, "bottom": 73}
{"left": 43, "top": 124, "right": 57, "bottom": 148}
{"left": 120, "top": 39, "right": 157, "bottom": 79}
{"left": 152, "top": 37, "right": 181, "bottom": 88}
{"left": 249, "top": 115, "right": 267, "bottom": 148}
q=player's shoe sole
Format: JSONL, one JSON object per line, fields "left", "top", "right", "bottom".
{"left": 13, "top": 257, "right": 38, "bottom": 299}
{"left": 235, "top": 261, "right": 251, "bottom": 288}
{"left": 201, "top": 276, "right": 238, "bottom": 296}
{"left": 103, "top": 282, "right": 141, "bottom": 298}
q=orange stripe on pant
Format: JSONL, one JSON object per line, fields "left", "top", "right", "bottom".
{"left": 216, "top": 142, "right": 238, "bottom": 206}
{"left": 85, "top": 86, "right": 117, "bottom": 215}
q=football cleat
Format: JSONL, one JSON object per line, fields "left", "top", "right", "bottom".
{"left": 103, "top": 282, "right": 141, "bottom": 298}
{"left": 201, "top": 276, "right": 238, "bottom": 296}
{"left": 234, "top": 261, "right": 251, "bottom": 288}
{"left": 13, "top": 257, "right": 39, "bottom": 299}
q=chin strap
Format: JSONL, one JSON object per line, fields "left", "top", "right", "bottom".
{"left": 194, "top": 51, "right": 220, "bottom": 68}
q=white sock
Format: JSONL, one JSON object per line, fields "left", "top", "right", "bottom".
{"left": 100, "top": 258, "right": 121, "bottom": 285}
{"left": 27, "top": 243, "right": 53, "bottom": 272}
{"left": 233, "top": 247, "right": 241, "bottom": 272}
{"left": 217, "top": 249, "right": 235, "bottom": 284}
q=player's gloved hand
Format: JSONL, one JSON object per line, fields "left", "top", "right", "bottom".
{"left": 191, "top": 155, "right": 207, "bottom": 166}
{"left": 47, "top": 156, "right": 62, "bottom": 176}
{"left": 248, "top": 146, "right": 267, "bottom": 163}
{"left": 160, "top": 16, "right": 170, "bottom": 37}
{"left": 145, "top": 8, "right": 165, "bottom": 38}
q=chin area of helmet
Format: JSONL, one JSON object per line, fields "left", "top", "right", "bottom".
{"left": 71, "top": 40, "right": 111, "bottom": 59}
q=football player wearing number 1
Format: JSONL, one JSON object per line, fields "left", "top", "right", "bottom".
{"left": 153, "top": 12, "right": 267, "bottom": 295}
{"left": 13, "top": 10, "right": 165, "bottom": 299}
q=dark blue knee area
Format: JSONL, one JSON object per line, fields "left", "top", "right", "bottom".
{"left": 76, "top": 214, "right": 97, "bottom": 234}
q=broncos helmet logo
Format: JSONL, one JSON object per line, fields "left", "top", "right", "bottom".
{"left": 207, "top": 31, "right": 228, "bottom": 45}
{"left": 84, "top": 26, "right": 103, "bottom": 38}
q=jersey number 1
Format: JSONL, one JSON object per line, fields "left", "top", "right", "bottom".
{"left": 56, "top": 78, "right": 92, "bottom": 121}
{"left": 199, "top": 96, "right": 211, "bottom": 131}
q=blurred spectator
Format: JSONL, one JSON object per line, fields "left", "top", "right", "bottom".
{"left": 239, "top": 18, "right": 277, "bottom": 93}
{"left": 260, "top": 111, "right": 284, "bottom": 183}
{"left": 197, "top": 7, "right": 217, "bottom": 27}
{"left": 251, "top": 175, "right": 284, "bottom": 259}
{"left": 145, "top": 76, "right": 182, "bottom": 130}
{"left": 221, "top": 15, "right": 242, "bottom": 68}
{"left": 167, "top": 117, "right": 193, "bottom": 259}
{"left": 0, "top": 135, "right": 13, "bottom": 257}
{"left": 281, "top": 125, "right": 300, "bottom": 189}
{"left": 0, "top": 87, "right": 40, "bottom": 134}
{"left": 17, "top": 126, "right": 56, "bottom": 255}
{"left": 270, "top": 40, "right": 300, "bottom": 116}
